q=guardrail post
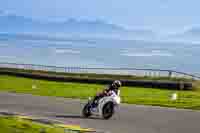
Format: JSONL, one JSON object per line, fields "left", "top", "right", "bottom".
{"left": 168, "top": 71, "right": 172, "bottom": 78}
{"left": 153, "top": 71, "right": 156, "bottom": 77}
{"left": 179, "top": 81, "right": 184, "bottom": 90}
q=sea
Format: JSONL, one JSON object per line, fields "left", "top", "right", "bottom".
{"left": 0, "top": 37, "right": 200, "bottom": 75}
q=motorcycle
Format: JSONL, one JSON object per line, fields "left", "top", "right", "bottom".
{"left": 82, "top": 90, "right": 121, "bottom": 120}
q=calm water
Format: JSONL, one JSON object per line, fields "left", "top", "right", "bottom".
{"left": 0, "top": 38, "right": 200, "bottom": 75}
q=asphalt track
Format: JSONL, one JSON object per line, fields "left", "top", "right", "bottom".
{"left": 0, "top": 92, "right": 200, "bottom": 133}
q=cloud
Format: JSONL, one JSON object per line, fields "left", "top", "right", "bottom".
{"left": 0, "top": 10, "right": 11, "bottom": 16}
{"left": 0, "top": 10, "right": 4, "bottom": 15}
{"left": 54, "top": 49, "right": 80, "bottom": 54}
{"left": 0, "top": 55, "right": 17, "bottom": 59}
{"left": 121, "top": 50, "right": 173, "bottom": 57}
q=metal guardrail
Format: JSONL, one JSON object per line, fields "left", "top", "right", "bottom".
{"left": 0, "top": 62, "right": 200, "bottom": 80}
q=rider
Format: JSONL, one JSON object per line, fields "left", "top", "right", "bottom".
{"left": 91, "top": 80, "right": 122, "bottom": 108}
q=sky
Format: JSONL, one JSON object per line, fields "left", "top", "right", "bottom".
{"left": 0, "top": 0, "right": 200, "bottom": 33}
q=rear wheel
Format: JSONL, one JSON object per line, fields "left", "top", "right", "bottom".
{"left": 82, "top": 103, "right": 91, "bottom": 118}
{"left": 102, "top": 102, "right": 114, "bottom": 120}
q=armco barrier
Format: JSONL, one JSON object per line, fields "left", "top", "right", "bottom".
{"left": 0, "top": 70, "right": 193, "bottom": 90}
{"left": 0, "top": 62, "right": 200, "bottom": 80}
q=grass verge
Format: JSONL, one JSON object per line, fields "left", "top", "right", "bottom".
{"left": 0, "top": 75, "right": 200, "bottom": 110}
{"left": 0, "top": 116, "right": 67, "bottom": 133}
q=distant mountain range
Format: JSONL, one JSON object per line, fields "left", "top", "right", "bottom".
{"left": 0, "top": 11, "right": 155, "bottom": 39}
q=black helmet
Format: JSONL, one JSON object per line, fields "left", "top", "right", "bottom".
{"left": 112, "top": 80, "right": 122, "bottom": 88}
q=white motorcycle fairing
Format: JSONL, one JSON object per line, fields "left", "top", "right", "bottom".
{"left": 91, "top": 90, "right": 121, "bottom": 117}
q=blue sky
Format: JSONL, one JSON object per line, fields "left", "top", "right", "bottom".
{"left": 0, "top": 0, "right": 200, "bottom": 33}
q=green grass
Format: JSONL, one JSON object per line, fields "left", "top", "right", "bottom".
{"left": 0, "top": 75, "right": 200, "bottom": 110}
{"left": 0, "top": 116, "right": 66, "bottom": 133}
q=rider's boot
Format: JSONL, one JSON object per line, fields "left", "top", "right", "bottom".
{"left": 91, "top": 96, "right": 99, "bottom": 108}
{"left": 91, "top": 100, "right": 98, "bottom": 108}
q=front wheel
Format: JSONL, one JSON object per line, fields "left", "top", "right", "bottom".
{"left": 82, "top": 102, "right": 91, "bottom": 118}
{"left": 102, "top": 102, "right": 114, "bottom": 120}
